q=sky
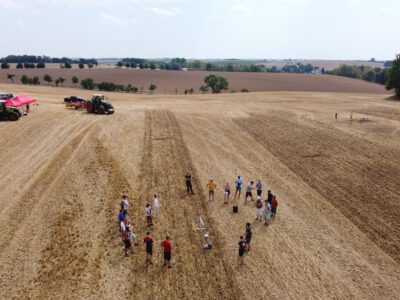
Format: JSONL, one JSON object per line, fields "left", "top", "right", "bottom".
{"left": 0, "top": 0, "right": 398, "bottom": 60}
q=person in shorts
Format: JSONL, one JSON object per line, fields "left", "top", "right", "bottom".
{"left": 185, "top": 173, "right": 194, "bottom": 194}
{"left": 224, "top": 182, "right": 231, "bottom": 204}
{"left": 161, "top": 236, "right": 172, "bottom": 268}
{"left": 207, "top": 179, "right": 217, "bottom": 201}
{"left": 146, "top": 203, "right": 153, "bottom": 227}
{"left": 120, "top": 195, "right": 129, "bottom": 214}
{"left": 122, "top": 230, "right": 134, "bottom": 257}
{"left": 255, "top": 196, "right": 263, "bottom": 221}
{"left": 144, "top": 232, "right": 153, "bottom": 265}
{"left": 238, "top": 236, "right": 247, "bottom": 265}
{"left": 245, "top": 181, "right": 254, "bottom": 203}
{"left": 245, "top": 223, "right": 252, "bottom": 252}
{"left": 256, "top": 180, "right": 263, "bottom": 197}
{"left": 271, "top": 195, "right": 278, "bottom": 219}
{"left": 234, "top": 176, "right": 244, "bottom": 199}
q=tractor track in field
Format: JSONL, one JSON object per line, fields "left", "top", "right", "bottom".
{"left": 119, "top": 110, "right": 243, "bottom": 300}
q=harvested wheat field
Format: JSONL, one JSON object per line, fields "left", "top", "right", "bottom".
{"left": 0, "top": 83, "right": 399, "bottom": 300}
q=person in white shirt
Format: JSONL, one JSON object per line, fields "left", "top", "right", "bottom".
{"left": 153, "top": 194, "right": 160, "bottom": 217}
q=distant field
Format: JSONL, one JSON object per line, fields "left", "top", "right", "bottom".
{"left": 259, "top": 59, "right": 385, "bottom": 70}
{"left": 0, "top": 68, "right": 388, "bottom": 95}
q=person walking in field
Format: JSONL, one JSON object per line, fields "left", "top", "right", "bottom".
{"left": 144, "top": 232, "right": 154, "bottom": 265}
{"left": 267, "top": 190, "right": 273, "bottom": 205}
{"left": 264, "top": 200, "right": 271, "bottom": 226}
{"left": 224, "top": 182, "right": 231, "bottom": 204}
{"left": 234, "top": 176, "right": 244, "bottom": 199}
{"left": 245, "top": 223, "right": 253, "bottom": 252}
{"left": 271, "top": 195, "right": 278, "bottom": 219}
{"left": 120, "top": 195, "right": 129, "bottom": 214}
{"left": 256, "top": 180, "right": 263, "bottom": 197}
{"left": 207, "top": 179, "right": 217, "bottom": 202}
{"left": 238, "top": 236, "right": 247, "bottom": 266}
{"left": 122, "top": 229, "right": 134, "bottom": 257}
{"left": 245, "top": 181, "right": 255, "bottom": 203}
{"left": 146, "top": 203, "right": 153, "bottom": 227}
{"left": 153, "top": 194, "right": 160, "bottom": 217}
{"left": 161, "top": 236, "right": 173, "bottom": 268}
{"left": 255, "top": 196, "right": 263, "bottom": 221}
{"left": 185, "top": 173, "right": 194, "bottom": 195}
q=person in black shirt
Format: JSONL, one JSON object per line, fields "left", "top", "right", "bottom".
{"left": 144, "top": 232, "right": 154, "bottom": 265}
{"left": 185, "top": 173, "right": 194, "bottom": 194}
{"left": 238, "top": 236, "right": 247, "bottom": 265}
{"left": 245, "top": 223, "right": 252, "bottom": 252}
{"left": 267, "top": 190, "right": 273, "bottom": 205}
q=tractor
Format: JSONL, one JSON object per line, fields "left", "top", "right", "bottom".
{"left": 86, "top": 94, "right": 114, "bottom": 114}
{"left": 0, "top": 100, "right": 22, "bottom": 121}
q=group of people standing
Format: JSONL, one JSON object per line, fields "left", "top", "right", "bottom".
{"left": 116, "top": 194, "right": 173, "bottom": 268}
{"left": 185, "top": 174, "right": 279, "bottom": 266}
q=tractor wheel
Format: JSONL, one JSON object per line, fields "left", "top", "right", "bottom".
{"left": 86, "top": 102, "right": 93, "bottom": 113}
{"left": 8, "top": 112, "right": 19, "bottom": 121}
{"left": 98, "top": 105, "right": 105, "bottom": 114}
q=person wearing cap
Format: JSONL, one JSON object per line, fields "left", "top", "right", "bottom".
{"left": 207, "top": 179, "right": 217, "bottom": 201}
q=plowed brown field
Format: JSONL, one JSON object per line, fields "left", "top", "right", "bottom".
{"left": 0, "top": 83, "right": 399, "bottom": 300}
{"left": 0, "top": 69, "right": 388, "bottom": 94}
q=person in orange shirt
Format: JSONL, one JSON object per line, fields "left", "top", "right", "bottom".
{"left": 207, "top": 179, "right": 217, "bottom": 201}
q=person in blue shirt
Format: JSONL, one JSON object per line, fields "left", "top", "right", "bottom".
{"left": 234, "top": 176, "right": 244, "bottom": 199}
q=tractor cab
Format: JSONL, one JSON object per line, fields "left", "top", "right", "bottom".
{"left": 86, "top": 94, "right": 114, "bottom": 114}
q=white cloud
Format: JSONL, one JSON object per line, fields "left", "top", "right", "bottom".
{"left": 230, "top": 5, "right": 251, "bottom": 14}
{"left": 146, "top": 7, "right": 182, "bottom": 16}
{"left": 100, "top": 13, "right": 123, "bottom": 24}
{"left": 281, "top": 0, "right": 309, "bottom": 4}
{"left": 349, "top": 0, "right": 363, "bottom": 5}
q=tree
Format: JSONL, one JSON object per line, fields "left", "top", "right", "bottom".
{"left": 24, "top": 62, "right": 30, "bottom": 69}
{"left": 58, "top": 77, "right": 65, "bottom": 86}
{"left": 43, "top": 74, "right": 53, "bottom": 85}
{"left": 204, "top": 74, "right": 229, "bottom": 93}
{"left": 1, "top": 62, "right": 10, "bottom": 69}
{"left": 16, "top": 63, "right": 23, "bottom": 69}
{"left": 7, "top": 74, "right": 15, "bottom": 83}
{"left": 386, "top": 54, "right": 400, "bottom": 98}
{"left": 55, "top": 79, "right": 60, "bottom": 87}
{"left": 117, "top": 61, "right": 123, "bottom": 67}
{"left": 149, "top": 84, "right": 157, "bottom": 93}
{"left": 32, "top": 76, "right": 40, "bottom": 85}
{"left": 36, "top": 62, "right": 46, "bottom": 68}
{"left": 79, "top": 63, "right": 84, "bottom": 69}
{"left": 21, "top": 75, "right": 29, "bottom": 84}
{"left": 88, "top": 63, "right": 94, "bottom": 69}
{"left": 64, "top": 62, "right": 72, "bottom": 69}
{"left": 199, "top": 85, "right": 208, "bottom": 94}
{"left": 72, "top": 76, "right": 79, "bottom": 87}
{"left": 81, "top": 78, "right": 95, "bottom": 90}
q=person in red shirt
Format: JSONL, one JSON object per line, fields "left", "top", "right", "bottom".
{"left": 161, "top": 236, "right": 172, "bottom": 268}
{"left": 271, "top": 195, "right": 278, "bottom": 219}
{"left": 144, "top": 232, "right": 154, "bottom": 265}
